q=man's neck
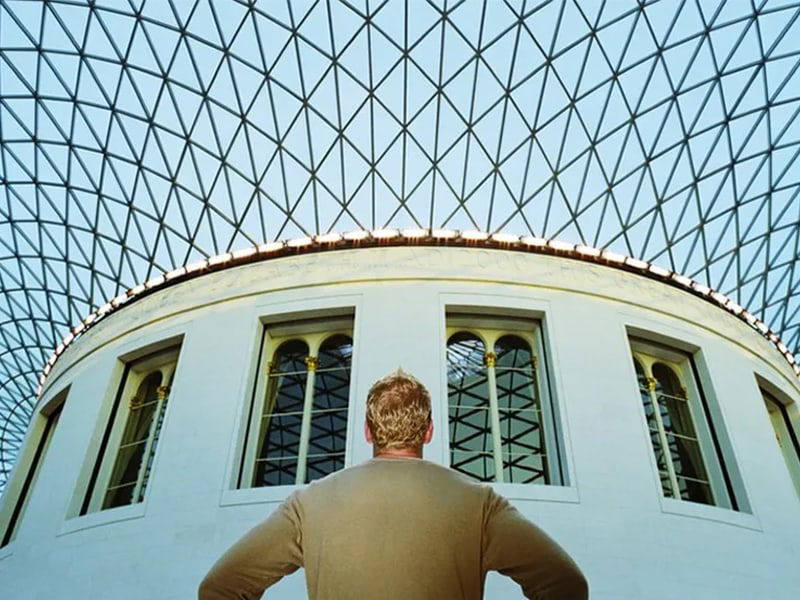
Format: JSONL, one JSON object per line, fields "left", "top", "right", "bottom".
{"left": 373, "top": 446, "right": 423, "bottom": 459}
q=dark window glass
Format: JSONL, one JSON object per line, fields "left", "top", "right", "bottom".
{"left": 448, "top": 332, "right": 491, "bottom": 481}
{"left": 495, "top": 335, "right": 547, "bottom": 484}
{"left": 254, "top": 340, "right": 309, "bottom": 486}
{"left": 448, "top": 331, "right": 551, "bottom": 484}
{"left": 2, "top": 404, "right": 62, "bottom": 547}
{"left": 308, "top": 335, "right": 352, "bottom": 482}
{"left": 253, "top": 334, "right": 352, "bottom": 486}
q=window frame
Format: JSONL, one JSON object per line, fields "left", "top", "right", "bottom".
{"left": 444, "top": 314, "right": 564, "bottom": 486}
{"left": 80, "top": 344, "right": 182, "bottom": 515}
{"left": 239, "top": 317, "right": 354, "bottom": 488}
{"left": 760, "top": 384, "right": 800, "bottom": 499}
{"left": 0, "top": 388, "right": 67, "bottom": 549}
{"left": 629, "top": 337, "right": 737, "bottom": 509}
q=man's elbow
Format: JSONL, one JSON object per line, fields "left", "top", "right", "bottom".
{"left": 519, "top": 560, "right": 589, "bottom": 599}
{"left": 534, "top": 560, "right": 588, "bottom": 600}
{"left": 561, "top": 564, "right": 589, "bottom": 600}
{"left": 198, "top": 569, "right": 228, "bottom": 600}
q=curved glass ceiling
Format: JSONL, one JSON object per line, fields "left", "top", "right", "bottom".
{"left": 1, "top": 0, "right": 799, "bottom": 489}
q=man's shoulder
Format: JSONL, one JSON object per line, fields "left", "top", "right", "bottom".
{"left": 299, "top": 458, "right": 492, "bottom": 500}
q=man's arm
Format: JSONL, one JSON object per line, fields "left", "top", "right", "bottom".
{"left": 198, "top": 491, "right": 303, "bottom": 600}
{"left": 481, "top": 489, "right": 588, "bottom": 599}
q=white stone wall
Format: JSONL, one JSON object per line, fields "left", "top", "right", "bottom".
{"left": 1, "top": 246, "right": 799, "bottom": 599}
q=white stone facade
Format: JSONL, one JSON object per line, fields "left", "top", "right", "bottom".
{"left": 1, "top": 246, "right": 799, "bottom": 599}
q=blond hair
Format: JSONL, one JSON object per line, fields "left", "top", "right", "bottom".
{"left": 366, "top": 369, "right": 432, "bottom": 450}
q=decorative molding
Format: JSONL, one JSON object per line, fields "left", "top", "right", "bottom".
{"left": 35, "top": 233, "right": 800, "bottom": 399}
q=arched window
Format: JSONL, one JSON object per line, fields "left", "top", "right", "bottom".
{"left": 761, "top": 388, "right": 800, "bottom": 499}
{"left": 631, "top": 341, "right": 722, "bottom": 506}
{"left": 246, "top": 325, "right": 354, "bottom": 488}
{"left": 634, "top": 359, "right": 656, "bottom": 429}
{"left": 1, "top": 389, "right": 66, "bottom": 546}
{"left": 495, "top": 335, "right": 547, "bottom": 484}
{"left": 448, "top": 333, "right": 491, "bottom": 480}
{"left": 447, "top": 323, "right": 560, "bottom": 485}
{"left": 634, "top": 358, "right": 670, "bottom": 495}
{"left": 253, "top": 340, "right": 309, "bottom": 486}
{"left": 104, "top": 371, "right": 164, "bottom": 509}
{"left": 652, "top": 363, "right": 711, "bottom": 504}
{"left": 83, "top": 344, "right": 181, "bottom": 514}
{"left": 308, "top": 335, "right": 352, "bottom": 481}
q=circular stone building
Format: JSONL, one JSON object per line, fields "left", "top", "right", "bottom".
{"left": 2, "top": 239, "right": 800, "bottom": 599}
{"left": 1, "top": 1, "right": 800, "bottom": 599}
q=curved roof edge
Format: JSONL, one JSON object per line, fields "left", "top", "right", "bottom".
{"left": 36, "top": 228, "right": 800, "bottom": 398}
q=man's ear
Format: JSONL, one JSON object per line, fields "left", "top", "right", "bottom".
{"left": 423, "top": 419, "right": 433, "bottom": 444}
{"left": 364, "top": 420, "right": 373, "bottom": 444}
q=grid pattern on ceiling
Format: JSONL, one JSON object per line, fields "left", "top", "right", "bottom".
{"left": 1, "top": 0, "right": 799, "bottom": 491}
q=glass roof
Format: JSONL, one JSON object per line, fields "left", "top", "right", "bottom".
{"left": 1, "top": 0, "right": 799, "bottom": 490}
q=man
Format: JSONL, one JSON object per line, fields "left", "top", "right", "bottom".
{"left": 199, "top": 370, "right": 588, "bottom": 599}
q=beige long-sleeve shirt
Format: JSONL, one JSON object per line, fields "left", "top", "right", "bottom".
{"left": 199, "top": 457, "right": 588, "bottom": 599}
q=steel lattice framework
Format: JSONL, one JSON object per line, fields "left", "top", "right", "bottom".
{"left": 1, "top": 0, "right": 799, "bottom": 490}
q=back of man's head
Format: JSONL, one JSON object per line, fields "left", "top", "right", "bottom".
{"left": 366, "top": 369, "right": 432, "bottom": 451}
